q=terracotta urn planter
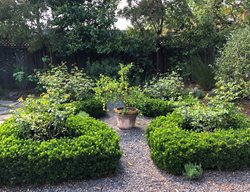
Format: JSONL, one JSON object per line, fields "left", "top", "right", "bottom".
{"left": 114, "top": 107, "right": 139, "bottom": 129}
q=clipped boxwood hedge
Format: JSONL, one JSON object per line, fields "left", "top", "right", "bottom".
{"left": 128, "top": 94, "right": 198, "bottom": 117}
{"left": 76, "top": 97, "right": 106, "bottom": 118}
{"left": 146, "top": 113, "right": 250, "bottom": 175}
{"left": 0, "top": 115, "right": 121, "bottom": 185}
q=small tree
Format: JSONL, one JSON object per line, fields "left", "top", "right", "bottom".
{"left": 94, "top": 64, "right": 138, "bottom": 111}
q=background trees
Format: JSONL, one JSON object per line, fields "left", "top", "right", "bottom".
{"left": 0, "top": 0, "right": 249, "bottom": 91}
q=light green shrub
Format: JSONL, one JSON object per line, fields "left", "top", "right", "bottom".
{"left": 144, "top": 71, "right": 184, "bottom": 100}
{"left": 183, "top": 163, "right": 203, "bottom": 180}
{"left": 215, "top": 26, "right": 250, "bottom": 99}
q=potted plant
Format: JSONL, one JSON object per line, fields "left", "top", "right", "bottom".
{"left": 94, "top": 64, "right": 140, "bottom": 129}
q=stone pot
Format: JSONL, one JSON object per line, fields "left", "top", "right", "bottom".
{"left": 114, "top": 107, "right": 139, "bottom": 129}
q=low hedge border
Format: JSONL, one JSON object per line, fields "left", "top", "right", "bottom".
{"left": 0, "top": 115, "right": 121, "bottom": 185}
{"left": 75, "top": 97, "right": 106, "bottom": 118}
{"left": 146, "top": 113, "right": 250, "bottom": 175}
{"left": 128, "top": 94, "right": 198, "bottom": 117}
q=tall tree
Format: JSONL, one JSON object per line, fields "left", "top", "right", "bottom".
{"left": 0, "top": 0, "right": 50, "bottom": 52}
{"left": 48, "top": 0, "right": 119, "bottom": 56}
{"left": 122, "top": 0, "right": 192, "bottom": 72}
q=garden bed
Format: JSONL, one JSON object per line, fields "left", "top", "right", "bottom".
{"left": 1, "top": 114, "right": 250, "bottom": 192}
{"left": 0, "top": 115, "right": 121, "bottom": 185}
{"left": 146, "top": 111, "right": 250, "bottom": 175}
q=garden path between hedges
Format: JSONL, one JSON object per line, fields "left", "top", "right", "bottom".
{"left": 0, "top": 100, "right": 20, "bottom": 124}
{"left": 1, "top": 111, "right": 250, "bottom": 192}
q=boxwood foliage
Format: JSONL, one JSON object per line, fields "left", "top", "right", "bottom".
{"left": 127, "top": 94, "right": 198, "bottom": 117}
{"left": 0, "top": 115, "right": 121, "bottom": 185}
{"left": 146, "top": 112, "right": 250, "bottom": 175}
{"left": 76, "top": 97, "right": 106, "bottom": 118}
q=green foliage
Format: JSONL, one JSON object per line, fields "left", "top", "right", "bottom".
{"left": 0, "top": 116, "right": 121, "bottom": 184}
{"left": 146, "top": 113, "right": 250, "bottom": 175}
{"left": 77, "top": 111, "right": 90, "bottom": 118}
{"left": 144, "top": 71, "right": 184, "bottom": 100}
{"left": 75, "top": 97, "right": 106, "bottom": 118}
{"left": 12, "top": 66, "right": 34, "bottom": 90}
{"left": 188, "top": 87, "right": 206, "bottom": 99}
{"left": 13, "top": 64, "right": 103, "bottom": 141}
{"left": 127, "top": 95, "right": 175, "bottom": 117}
{"left": 176, "top": 100, "right": 249, "bottom": 132}
{"left": 94, "top": 63, "right": 136, "bottom": 109}
{"left": 0, "top": 0, "right": 50, "bottom": 52}
{"left": 215, "top": 26, "right": 250, "bottom": 99}
{"left": 186, "top": 55, "right": 214, "bottom": 90}
{"left": 49, "top": 0, "right": 119, "bottom": 55}
{"left": 183, "top": 163, "right": 203, "bottom": 180}
{"left": 86, "top": 58, "right": 121, "bottom": 78}
{"left": 14, "top": 95, "right": 76, "bottom": 141}
{"left": 14, "top": 95, "right": 105, "bottom": 141}
{"left": 127, "top": 93, "right": 198, "bottom": 117}
{"left": 36, "top": 64, "right": 93, "bottom": 102}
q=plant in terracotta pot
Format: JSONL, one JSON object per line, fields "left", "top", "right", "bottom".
{"left": 94, "top": 64, "right": 140, "bottom": 129}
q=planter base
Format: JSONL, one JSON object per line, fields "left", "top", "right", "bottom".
{"left": 114, "top": 107, "right": 139, "bottom": 129}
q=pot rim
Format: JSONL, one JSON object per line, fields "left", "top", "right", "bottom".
{"left": 114, "top": 107, "right": 139, "bottom": 115}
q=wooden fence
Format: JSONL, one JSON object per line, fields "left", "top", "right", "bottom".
{"left": 0, "top": 39, "right": 46, "bottom": 89}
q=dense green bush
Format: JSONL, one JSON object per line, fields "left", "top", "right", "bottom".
{"left": 147, "top": 112, "right": 250, "bottom": 175}
{"left": 14, "top": 95, "right": 76, "bottom": 140}
{"left": 76, "top": 97, "right": 106, "bottom": 118}
{"left": 127, "top": 93, "right": 198, "bottom": 117}
{"left": 143, "top": 71, "right": 184, "bottom": 100}
{"left": 215, "top": 26, "right": 250, "bottom": 99}
{"left": 14, "top": 95, "right": 106, "bottom": 140}
{"left": 36, "top": 64, "right": 93, "bottom": 102}
{"left": 0, "top": 115, "right": 121, "bottom": 185}
{"left": 186, "top": 55, "right": 214, "bottom": 90}
{"left": 176, "top": 101, "right": 249, "bottom": 132}
{"left": 85, "top": 58, "right": 121, "bottom": 78}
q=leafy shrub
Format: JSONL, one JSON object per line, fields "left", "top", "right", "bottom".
{"left": 75, "top": 97, "right": 106, "bottom": 118}
{"left": 94, "top": 64, "right": 139, "bottom": 110}
{"left": 144, "top": 71, "right": 184, "bottom": 100}
{"left": 0, "top": 116, "right": 121, "bottom": 184}
{"left": 14, "top": 94, "right": 106, "bottom": 140}
{"left": 85, "top": 58, "right": 121, "bottom": 78}
{"left": 183, "top": 163, "right": 203, "bottom": 180}
{"left": 176, "top": 101, "right": 249, "bottom": 132}
{"left": 36, "top": 64, "right": 93, "bottom": 102}
{"left": 186, "top": 55, "right": 214, "bottom": 90}
{"left": 215, "top": 27, "right": 250, "bottom": 99}
{"left": 127, "top": 93, "right": 199, "bottom": 117}
{"left": 146, "top": 113, "right": 250, "bottom": 175}
{"left": 187, "top": 87, "right": 206, "bottom": 99}
{"left": 14, "top": 95, "right": 77, "bottom": 141}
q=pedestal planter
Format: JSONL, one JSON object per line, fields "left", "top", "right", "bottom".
{"left": 114, "top": 107, "right": 139, "bottom": 129}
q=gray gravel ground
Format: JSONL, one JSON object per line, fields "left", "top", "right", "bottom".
{"left": 1, "top": 113, "right": 250, "bottom": 192}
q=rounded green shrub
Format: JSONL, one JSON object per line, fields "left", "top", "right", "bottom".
{"left": 146, "top": 112, "right": 250, "bottom": 175}
{"left": 128, "top": 94, "right": 198, "bottom": 117}
{"left": 0, "top": 116, "right": 121, "bottom": 185}
{"left": 144, "top": 71, "right": 184, "bottom": 100}
{"left": 76, "top": 97, "right": 106, "bottom": 118}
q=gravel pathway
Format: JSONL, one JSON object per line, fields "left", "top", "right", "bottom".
{"left": 0, "top": 100, "right": 20, "bottom": 124}
{"left": 1, "top": 113, "right": 250, "bottom": 192}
